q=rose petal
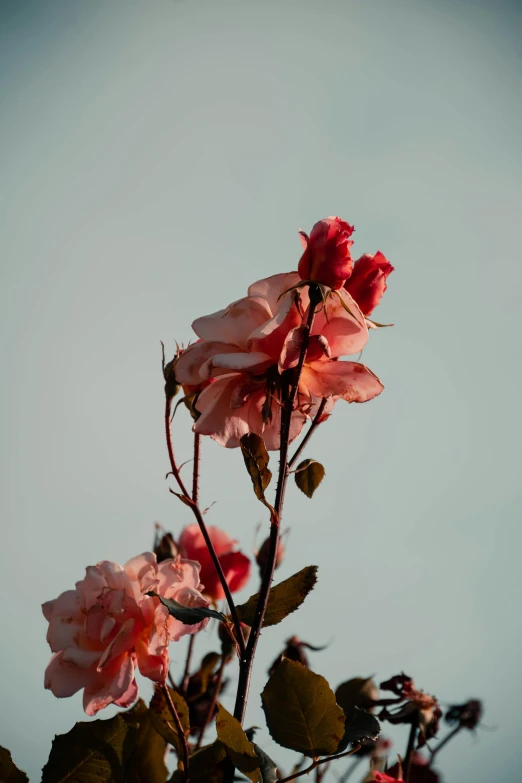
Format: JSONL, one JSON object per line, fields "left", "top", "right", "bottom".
{"left": 175, "top": 341, "right": 243, "bottom": 386}
{"left": 311, "top": 289, "right": 368, "bottom": 358}
{"left": 301, "top": 360, "right": 384, "bottom": 402}
{"left": 192, "top": 296, "right": 273, "bottom": 349}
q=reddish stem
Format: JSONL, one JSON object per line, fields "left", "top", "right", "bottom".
{"left": 165, "top": 397, "right": 245, "bottom": 656}
{"left": 161, "top": 684, "right": 189, "bottom": 780}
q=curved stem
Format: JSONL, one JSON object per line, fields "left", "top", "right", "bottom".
{"left": 276, "top": 745, "right": 361, "bottom": 783}
{"left": 161, "top": 684, "right": 189, "bottom": 780}
{"left": 288, "top": 397, "right": 327, "bottom": 469}
{"left": 429, "top": 725, "right": 461, "bottom": 762}
{"left": 165, "top": 397, "right": 245, "bottom": 656}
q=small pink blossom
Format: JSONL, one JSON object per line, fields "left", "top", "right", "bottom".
{"left": 178, "top": 525, "right": 251, "bottom": 601}
{"left": 298, "top": 217, "right": 355, "bottom": 290}
{"left": 175, "top": 272, "right": 383, "bottom": 449}
{"left": 373, "top": 773, "right": 404, "bottom": 783}
{"left": 43, "top": 552, "right": 209, "bottom": 715}
{"left": 344, "top": 251, "right": 394, "bottom": 316}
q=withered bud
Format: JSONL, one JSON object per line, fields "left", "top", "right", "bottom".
{"left": 153, "top": 531, "right": 179, "bottom": 563}
{"left": 380, "top": 672, "right": 414, "bottom": 696}
{"left": 445, "top": 699, "right": 482, "bottom": 731}
{"left": 256, "top": 537, "right": 285, "bottom": 577}
{"left": 268, "top": 636, "right": 327, "bottom": 676}
{"left": 162, "top": 347, "right": 182, "bottom": 402}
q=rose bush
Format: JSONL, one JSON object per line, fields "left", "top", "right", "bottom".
{"left": 43, "top": 552, "right": 209, "bottom": 715}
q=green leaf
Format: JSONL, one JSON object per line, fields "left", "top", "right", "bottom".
{"left": 215, "top": 704, "right": 261, "bottom": 782}
{"left": 240, "top": 433, "right": 273, "bottom": 504}
{"left": 171, "top": 741, "right": 227, "bottom": 783}
{"left": 149, "top": 686, "right": 190, "bottom": 763}
{"left": 41, "top": 714, "right": 138, "bottom": 783}
{"left": 261, "top": 658, "right": 345, "bottom": 757}
{"left": 336, "top": 706, "right": 381, "bottom": 752}
{"left": 121, "top": 700, "right": 168, "bottom": 783}
{"left": 335, "top": 677, "right": 378, "bottom": 714}
{"left": 0, "top": 747, "right": 28, "bottom": 783}
{"left": 252, "top": 744, "right": 278, "bottom": 783}
{"left": 294, "top": 459, "right": 325, "bottom": 498}
{"left": 335, "top": 678, "right": 380, "bottom": 752}
{"left": 237, "top": 565, "right": 318, "bottom": 628}
{"left": 146, "top": 591, "right": 226, "bottom": 624}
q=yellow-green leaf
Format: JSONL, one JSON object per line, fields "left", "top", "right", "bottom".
{"left": 149, "top": 686, "right": 189, "bottom": 763}
{"left": 0, "top": 747, "right": 28, "bottom": 783}
{"left": 261, "top": 659, "right": 345, "bottom": 757}
{"left": 121, "top": 700, "right": 168, "bottom": 783}
{"left": 215, "top": 704, "right": 261, "bottom": 782}
{"left": 335, "top": 677, "right": 378, "bottom": 714}
{"left": 171, "top": 741, "right": 227, "bottom": 783}
{"left": 240, "top": 433, "right": 272, "bottom": 502}
{"left": 237, "top": 566, "right": 318, "bottom": 628}
{"left": 295, "top": 459, "right": 325, "bottom": 498}
{"left": 41, "top": 714, "right": 138, "bottom": 782}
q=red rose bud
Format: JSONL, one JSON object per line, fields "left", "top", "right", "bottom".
{"left": 344, "top": 251, "right": 394, "bottom": 316}
{"left": 297, "top": 216, "right": 355, "bottom": 290}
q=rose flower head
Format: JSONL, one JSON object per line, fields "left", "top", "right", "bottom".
{"left": 345, "top": 251, "right": 394, "bottom": 317}
{"left": 175, "top": 271, "right": 383, "bottom": 449}
{"left": 43, "top": 552, "right": 209, "bottom": 715}
{"left": 178, "top": 524, "right": 251, "bottom": 601}
{"left": 298, "top": 216, "right": 355, "bottom": 290}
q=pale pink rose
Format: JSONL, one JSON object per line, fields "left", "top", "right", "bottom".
{"left": 43, "top": 553, "right": 209, "bottom": 715}
{"left": 175, "top": 273, "right": 384, "bottom": 449}
{"left": 178, "top": 524, "right": 251, "bottom": 601}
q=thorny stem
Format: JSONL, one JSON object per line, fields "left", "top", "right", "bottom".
{"left": 288, "top": 397, "right": 328, "bottom": 469}
{"left": 429, "top": 725, "right": 461, "bottom": 762}
{"left": 180, "top": 634, "right": 195, "bottom": 696}
{"left": 165, "top": 397, "right": 246, "bottom": 657}
{"left": 404, "top": 713, "right": 419, "bottom": 783}
{"left": 276, "top": 745, "right": 361, "bottom": 783}
{"left": 161, "top": 684, "right": 189, "bottom": 781}
{"left": 192, "top": 432, "right": 201, "bottom": 505}
{"left": 194, "top": 654, "right": 227, "bottom": 751}
{"left": 225, "top": 288, "right": 321, "bottom": 783}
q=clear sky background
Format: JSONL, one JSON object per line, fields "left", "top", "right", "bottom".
{"left": 1, "top": 0, "right": 521, "bottom": 780}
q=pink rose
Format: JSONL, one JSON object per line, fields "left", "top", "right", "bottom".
{"left": 373, "top": 774, "right": 404, "bottom": 783}
{"left": 298, "top": 217, "right": 355, "bottom": 290}
{"left": 344, "top": 251, "right": 394, "bottom": 316}
{"left": 178, "top": 524, "right": 251, "bottom": 601}
{"left": 175, "top": 272, "right": 383, "bottom": 449}
{"left": 42, "top": 552, "right": 209, "bottom": 715}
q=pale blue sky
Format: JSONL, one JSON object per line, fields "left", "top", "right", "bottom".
{"left": 1, "top": 0, "right": 521, "bottom": 780}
